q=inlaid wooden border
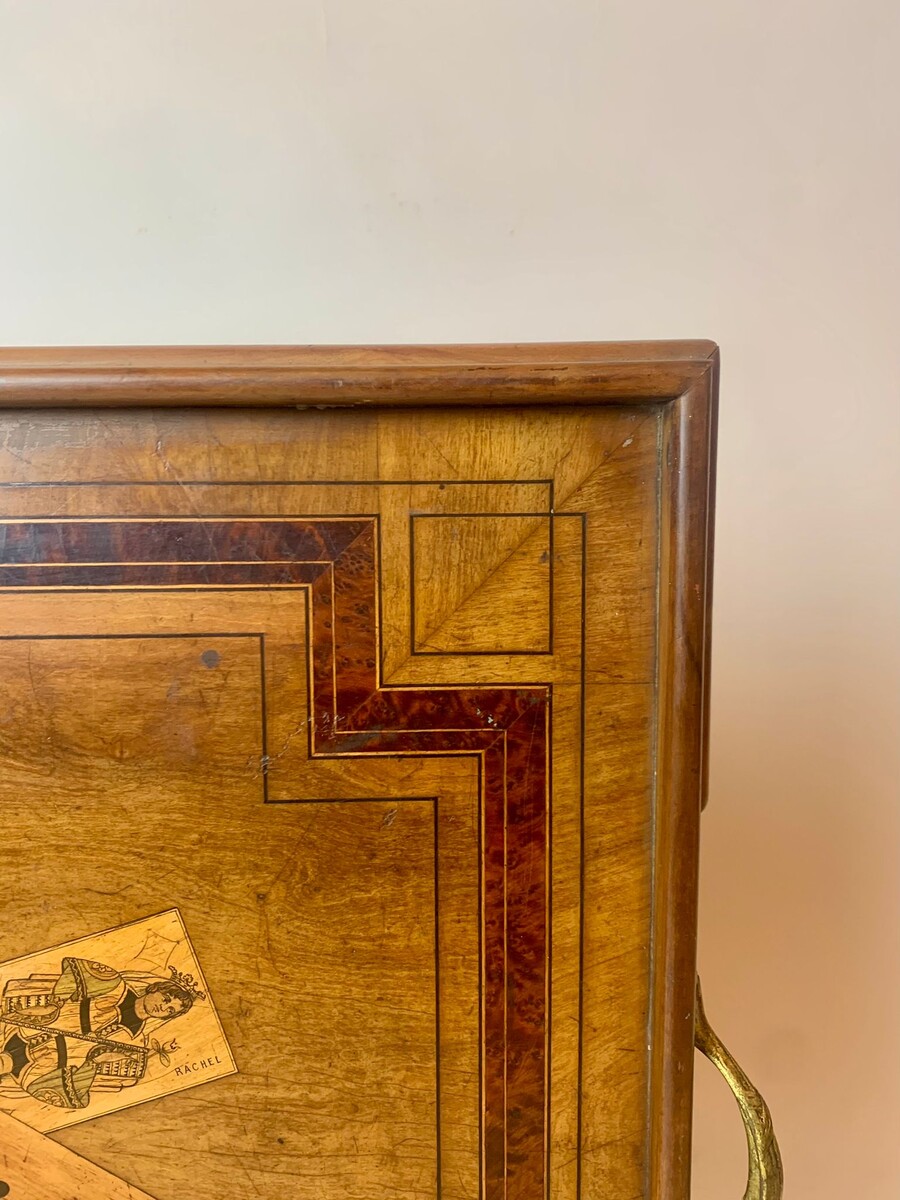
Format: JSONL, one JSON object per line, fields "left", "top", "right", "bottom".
{"left": 0, "top": 340, "right": 719, "bottom": 1200}
{"left": 0, "top": 516, "right": 550, "bottom": 1200}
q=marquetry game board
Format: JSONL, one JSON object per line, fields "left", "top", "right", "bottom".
{"left": 0, "top": 343, "right": 717, "bottom": 1200}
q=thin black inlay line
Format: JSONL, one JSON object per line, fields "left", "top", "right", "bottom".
{"left": 412, "top": 649, "right": 555, "bottom": 658}
{"left": 259, "top": 634, "right": 269, "bottom": 805}
{"left": 546, "top": 680, "right": 553, "bottom": 1200}
{"left": 0, "top": 477, "right": 556, "bottom": 489}
{"left": 0, "top": 587, "right": 312, "bottom": 595}
{"left": 310, "top": 751, "right": 484, "bottom": 764}
{"left": 546, "top": 493, "right": 557, "bottom": 1194}
{"left": 369, "top": 681, "right": 557, "bottom": 691}
{"left": 303, "top": 586, "right": 314, "bottom": 768}
{"left": 376, "top": 512, "right": 386, "bottom": 686}
{"left": 264, "top": 795, "right": 436, "bottom": 805}
{"left": 0, "top": 632, "right": 260, "bottom": 641}
{"left": 434, "top": 795, "right": 443, "bottom": 1200}
{"left": 643, "top": 409, "right": 666, "bottom": 1200}
{"left": 477, "top": 753, "right": 484, "bottom": 1200}
{"left": 0, "top": 515, "right": 376, "bottom": 524}
{"left": 6, "top": 560, "right": 329, "bottom": 567}
{"left": 409, "top": 512, "right": 418, "bottom": 658}
{"left": 409, "top": 511, "right": 555, "bottom": 519}
{"left": 576, "top": 512, "right": 587, "bottom": 1200}
{"left": 548, "top": 502, "right": 556, "bottom": 658}
{"left": 0, "top": 586, "right": 311, "bottom": 600}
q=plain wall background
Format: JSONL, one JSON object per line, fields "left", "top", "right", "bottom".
{"left": 2, "top": 2, "right": 898, "bottom": 1195}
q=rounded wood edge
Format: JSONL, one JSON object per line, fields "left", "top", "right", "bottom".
{"left": 648, "top": 363, "right": 718, "bottom": 1200}
{"left": 0, "top": 341, "right": 718, "bottom": 407}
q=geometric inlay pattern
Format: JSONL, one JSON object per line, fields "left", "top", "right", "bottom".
{"left": 411, "top": 514, "right": 552, "bottom": 656}
{"left": 0, "top": 516, "right": 550, "bottom": 1200}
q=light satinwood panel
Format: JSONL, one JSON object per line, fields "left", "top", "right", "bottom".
{"left": 579, "top": 683, "right": 656, "bottom": 1200}
{"left": 411, "top": 515, "right": 551, "bottom": 655}
{"left": 0, "top": 1110, "right": 156, "bottom": 1199}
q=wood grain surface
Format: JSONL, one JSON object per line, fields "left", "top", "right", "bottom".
{"left": 0, "top": 1111, "right": 156, "bottom": 1199}
{"left": 0, "top": 342, "right": 717, "bottom": 1200}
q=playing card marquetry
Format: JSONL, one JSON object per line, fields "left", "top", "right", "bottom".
{"left": 0, "top": 911, "right": 235, "bottom": 1133}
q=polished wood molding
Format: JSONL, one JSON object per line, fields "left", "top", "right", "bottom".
{"left": 0, "top": 340, "right": 718, "bottom": 406}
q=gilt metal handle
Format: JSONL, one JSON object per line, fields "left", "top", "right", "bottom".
{"left": 694, "top": 978, "right": 784, "bottom": 1200}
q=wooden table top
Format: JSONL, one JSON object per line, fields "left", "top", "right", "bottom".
{"left": 0, "top": 342, "right": 717, "bottom": 1200}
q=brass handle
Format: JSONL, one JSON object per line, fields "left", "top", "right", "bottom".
{"left": 694, "top": 978, "right": 784, "bottom": 1200}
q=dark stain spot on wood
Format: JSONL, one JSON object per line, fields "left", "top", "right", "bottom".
{"left": 0, "top": 1181, "right": 11, "bottom": 1197}
{"left": 200, "top": 649, "right": 221, "bottom": 669}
